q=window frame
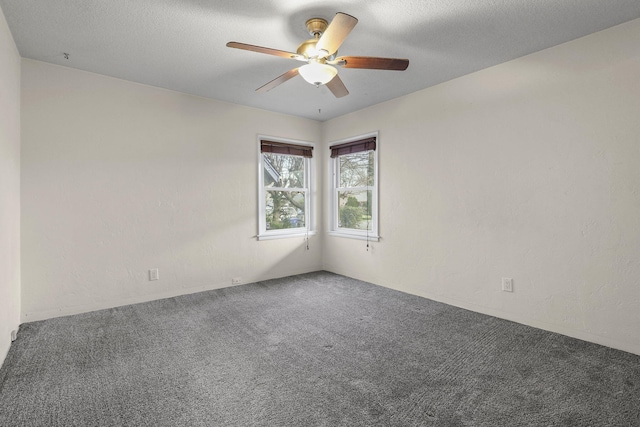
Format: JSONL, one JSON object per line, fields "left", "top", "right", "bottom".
{"left": 328, "top": 131, "right": 380, "bottom": 241}
{"left": 257, "top": 136, "right": 315, "bottom": 241}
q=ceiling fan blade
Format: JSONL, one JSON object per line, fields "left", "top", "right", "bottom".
{"left": 256, "top": 68, "right": 300, "bottom": 93}
{"left": 333, "top": 56, "right": 409, "bottom": 70}
{"left": 316, "top": 13, "right": 358, "bottom": 56}
{"left": 325, "top": 75, "right": 349, "bottom": 98}
{"left": 226, "top": 42, "right": 305, "bottom": 61}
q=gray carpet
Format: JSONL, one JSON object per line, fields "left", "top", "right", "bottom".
{"left": 1, "top": 271, "right": 639, "bottom": 426}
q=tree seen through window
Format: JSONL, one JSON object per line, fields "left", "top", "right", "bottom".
{"left": 263, "top": 153, "right": 306, "bottom": 230}
{"left": 337, "top": 151, "right": 374, "bottom": 230}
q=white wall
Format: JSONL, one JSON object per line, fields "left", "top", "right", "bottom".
{"left": 323, "top": 19, "right": 640, "bottom": 355}
{"left": 21, "top": 60, "right": 322, "bottom": 321}
{"left": 0, "top": 6, "right": 21, "bottom": 366}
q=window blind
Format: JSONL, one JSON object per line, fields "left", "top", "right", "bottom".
{"left": 329, "top": 137, "right": 376, "bottom": 158}
{"left": 261, "top": 140, "right": 313, "bottom": 158}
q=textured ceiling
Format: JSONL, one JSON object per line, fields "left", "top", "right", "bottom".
{"left": 2, "top": 0, "right": 640, "bottom": 121}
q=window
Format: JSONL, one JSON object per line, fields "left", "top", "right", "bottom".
{"left": 329, "top": 132, "right": 379, "bottom": 241}
{"left": 258, "top": 137, "right": 314, "bottom": 240}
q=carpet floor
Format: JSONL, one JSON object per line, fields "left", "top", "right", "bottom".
{"left": 1, "top": 271, "right": 639, "bottom": 426}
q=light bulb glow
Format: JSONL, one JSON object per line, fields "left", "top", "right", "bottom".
{"left": 299, "top": 62, "right": 338, "bottom": 86}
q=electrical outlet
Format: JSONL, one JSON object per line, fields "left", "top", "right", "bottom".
{"left": 502, "top": 277, "right": 513, "bottom": 292}
{"left": 10, "top": 330, "right": 17, "bottom": 342}
{"left": 232, "top": 277, "right": 242, "bottom": 285}
{"left": 149, "top": 268, "right": 159, "bottom": 281}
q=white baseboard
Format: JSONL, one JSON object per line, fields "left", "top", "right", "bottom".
{"left": 323, "top": 265, "right": 640, "bottom": 357}
{"left": 21, "top": 265, "right": 323, "bottom": 323}
{"left": 0, "top": 323, "right": 19, "bottom": 369}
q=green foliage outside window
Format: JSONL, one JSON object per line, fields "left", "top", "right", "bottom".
{"left": 340, "top": 205, "right": 362, "bottom": 229}
{"left": 264, "top": 152, "right": 306, "bottom": 230}
{"left": 337, "top": 150, "right": 374, "bottom": 231}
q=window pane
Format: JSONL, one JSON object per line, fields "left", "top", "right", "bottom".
{"left": 263, "top": 153, "right": 305, "bottom": 188}
{"left": 339, "top": 151, "right": 374, "bottom": 188}
{"left": 265, "top": 191, "right": 305, "bottom": 230}
{"left": 338, "top": 190, "right": 372, "bottom": 230}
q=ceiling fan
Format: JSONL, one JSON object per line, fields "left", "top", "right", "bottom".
{"left": 226, "top": 12, "right": 409, "bottom": 98}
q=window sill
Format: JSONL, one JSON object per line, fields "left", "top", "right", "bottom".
{"left": 257, "top": 230, "right": 316, "bottom": 241}
{"left": 328, "top": 231, "right": 380, "bottom": 242}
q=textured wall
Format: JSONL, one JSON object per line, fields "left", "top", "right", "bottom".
{"left": 322, "top": 19, "right": 640, "bottom": 355}
{"left": 21, "top": 60, "right": 322, "bottom": 321}
{"left": 0, "top": 6, "right": 20, "bottom": 366}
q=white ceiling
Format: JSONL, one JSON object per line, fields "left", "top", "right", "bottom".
{"left": 2, "top": 0, "right": 640, "bottom": 121}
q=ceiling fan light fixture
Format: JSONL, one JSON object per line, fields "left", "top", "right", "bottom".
{"left": 299, "top": 62, "right": 338, "bottom": 86}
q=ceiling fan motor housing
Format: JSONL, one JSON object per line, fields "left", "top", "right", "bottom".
{"left": 297, "top": 39, "right": 319, "bottom": 58}
{"left": 297, "top": 18, "right": 331, "bottom": 59}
